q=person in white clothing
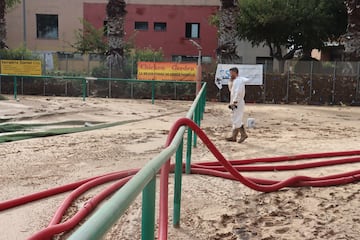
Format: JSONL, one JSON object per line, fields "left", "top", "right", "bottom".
{"left": 225, "top": 67, "right": 248, "bottom": 143}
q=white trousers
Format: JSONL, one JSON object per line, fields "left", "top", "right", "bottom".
{"left": 231, "top": 101, "right": 244, "bottom": 129}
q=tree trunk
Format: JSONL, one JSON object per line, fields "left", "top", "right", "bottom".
{"left": 0, "top": 0, "right": 7, "bottom": 49}
{"left": 217, "top": 0, "right": 242, "bottom": 64}
{"left": 106, "top": 0, "right": 127, "bottom": 77}
{"left": 341, "top": 0, "right": 360, "bottom": 60}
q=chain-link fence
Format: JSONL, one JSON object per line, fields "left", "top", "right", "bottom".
{"left": 0, "top": 75, "right": 196, "bottom": 101}
{"left": 206, "top": 60, "right": 360, "bottom": 106}
{"left": 1, "top": 59, "right": 360, "bottom": 106}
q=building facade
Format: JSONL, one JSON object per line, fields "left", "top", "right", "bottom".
{"left": 5, "top": 0, "right": 272, "bottom": 73}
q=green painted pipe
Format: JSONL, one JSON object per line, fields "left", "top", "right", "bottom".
{"left": 173, "top": 139, "right": 183, "bottom": 227}
{"left": 68, "top": 83, "right": 207, "bottom": 240}
{"left": 68, "top": 127, "right": 186, "bottom": 240}
{"left": 142, "top": 176, "right": 156, "bottom": 240}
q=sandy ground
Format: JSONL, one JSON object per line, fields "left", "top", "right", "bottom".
{"left": 0, "top": 95, "right": 360, "bottom": 240}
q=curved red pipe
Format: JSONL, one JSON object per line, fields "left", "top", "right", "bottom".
{"left": 0, "top": 117, "right": 359, "bottom": 240}
{"left": 27, "top": 175, "right": 134, "bottom": 240}
{"left": 157, "top": 117, "right": 360, "bottom": 240}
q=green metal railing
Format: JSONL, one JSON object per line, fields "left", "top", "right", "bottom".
{"left": 0, "top": 74, "right": 197, "bottom": 104}
{"left": 68, "top": 83, "right": 207, "bottom": 240}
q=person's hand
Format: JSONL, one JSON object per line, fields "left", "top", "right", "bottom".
{"left": 228, "top": 104, "right": 237, "bottom": 110}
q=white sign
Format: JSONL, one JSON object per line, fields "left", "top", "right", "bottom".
{"left": 215, "top": 64, "right": 263, "bottom": 89}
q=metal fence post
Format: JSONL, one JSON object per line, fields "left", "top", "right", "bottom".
{"left": 286, "top": 61, "right": 290, "bottom": 103}
{"left": 174, "top": 82, "right": 177, "bottom": 100}
{"left": 65, "top": 80, "right": 68, "bottom": 97}
{"left": 332, "top": 61, "right": 337, "bottom": 104}
{"left": 82, "top": 78, "right": 86, "bottom": 101}
{"left": 43, "top": 78, "right": 46, "bottom": 96}
{"left": 151, "top": 80, "right": 155, "bottom": 104}
{"left": 21, "top": 77, "right": 24, "bottom": 95}
{"left": 14, "top": 76, "right": 17, "bottom": 100}
{"left": 108, "top": 80, "right": 112, "bottom": 98}
{"left": 309, "top": 61, "right": 313, "bottom": 103}
{"left": 131, "top": 82, "right": 134, "bottom": 99}
{"left": 357, "top": 61, "right": 360, "bottom": 102}
{"left": 263, "top": 60, "right": 267, "bottom": 103}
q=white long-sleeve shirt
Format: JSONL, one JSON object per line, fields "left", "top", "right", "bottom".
{"left": 228, "top": 76, "right": 249, "bottom": 105}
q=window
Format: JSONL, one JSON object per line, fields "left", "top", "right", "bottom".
{"left": 103, "top": 20, "right": 108, "bottom": 36}
{"left": 154, "top": 22, "right": 167, "bottom": 31}
{"left": 57, "top": 52, "right": 83, "bottom": 60}
{"left": 36, "top": 14, "right": 59, "bottom": 39}
{"left": 185, "top": 23, "right": 200, "bottom": 38}
{"left": 135, "top": 21, "right": 149, "bottom": 31}
{"left": 172, "top": 55, "right": 212, "bottom": 63}
{"left": 256, "top": 57, "right": 273, "bottom": 73}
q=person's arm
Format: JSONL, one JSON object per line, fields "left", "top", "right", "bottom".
{"left": 231, "top": 78, "right": 241, "bottom": 105}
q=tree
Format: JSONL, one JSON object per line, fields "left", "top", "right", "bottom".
{"left": 341, "top": 0, "right": 360, "bottom": 60}
{"left": 72, "top": 19, "right": 107, "bottom": 55}
{"left": 236, "top": 0, "right": 347, "bottom": 62}
{"left": 0, "top": 0, "right": 21, "bottom": 49}
{"left": 106, "top": 0, "right": 127, "bottom": 77}
{"left": 217, "top": 0, "right": 242, "bottom": 64}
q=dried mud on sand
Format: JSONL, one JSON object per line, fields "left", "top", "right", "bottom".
{"left": 0, "top": 95, "right": 360, "bottom": 240}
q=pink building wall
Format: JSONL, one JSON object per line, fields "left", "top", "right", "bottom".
{"left": 84, "top": 3, "right": 218, "bottom": 61}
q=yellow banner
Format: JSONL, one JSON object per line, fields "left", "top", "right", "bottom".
{"left": 137, "top": 62, "right": 197, "bottom": 81}
{"left": 0, "top": 60, "right": 42, "bottom": 76}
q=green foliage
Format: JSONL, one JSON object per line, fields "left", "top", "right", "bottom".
{"left": 237, "top": 0, "right": 348, "bottom": 60}
{"left": 72, "top": 19, "right": 108, "bottom": 54}
{"left": 5, "top": 0, "right": 21, "bottom": 10}
{"left": 125, "top": 47, "right": 164, "bottom": 78}
{"left": 0, "top": 46, "right": 39, "bottom": 60}
{"left": 91, "top": 65, "right": 109, "bottom": 78}
{"left": 133, "top": 47, "right": 164, "bottom": 62}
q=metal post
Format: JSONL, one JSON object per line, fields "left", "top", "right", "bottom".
{"left": 356, "top": 62, "right": 360, "bottom": 102}
{"left": 108, "top": 80, "right": 111, "bottom": 98}
{"left": 189, "top": 39, "right": 202, "bottom": 95}
{"left": 173, "top": 139, "right": 183, "bottom": 228}
{"left": 174, "top": 82, "right": 177, "bottom": 100}
{"left": 21, "top": 77, "right": 24, "bottom": 95}
{"left": 14, "top": 76, "right": 17, "bottom": 100}
{"left": 309, "top": 61, "right": 313, "bottom": 103}
{"left": 151, "top": 80, "right": 155, "bottom": 104}
{"left": 193, "top": 105, "right": 198, "bottom": 148}
{"left": 0, "top": 76, "right": 2, "bottom": 94}
{"left": 82, "top": 78, "right": 86, "bottom": 101}
{"left": 263, "top": 60, "right": 267, "bottom": 103}
{"left": 131, "top": 82, "right": 134, "bottom": 99}
{"left": 64, "top": 80, "right": 67, "bottom": 96}
{"left": 286, "top": 61, "right": 290, "bottom": 103}
{"left": 185, "top": 128, "right": 192, "bottom": 174}
{"left": 141, "top": 176, "right": 156, "bottom": 240}
{"left": 332, "top": 61, "right": 336, "bottom": 104}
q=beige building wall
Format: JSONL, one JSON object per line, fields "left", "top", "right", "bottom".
{"left": 6, "top": 0, "right": 108, "bottom": 52}
{"left": 6, "top": 0, "right": 220, "bottom": 52}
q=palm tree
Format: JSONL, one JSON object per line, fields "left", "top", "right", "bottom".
{"left": 0, "top": 0, "right": 7, "bottom": 49}
{"left": 217, "top": 0, "right": 242, "bottom": 63}
{"left": 106, "top": 0, "right": 127, "bottom": 77}
{"left": 342, "top": 0, "right": 360, "bottom": 60}
{"left": 1, "top": 0, "right": 20, "bottom": 49}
